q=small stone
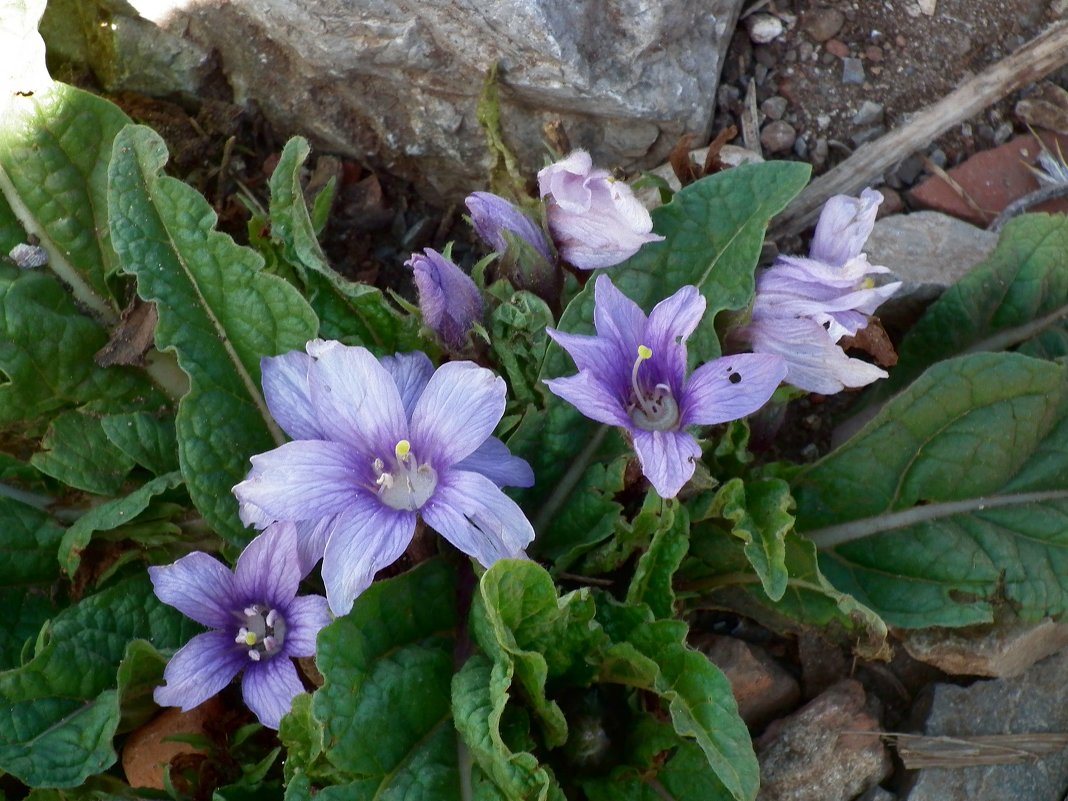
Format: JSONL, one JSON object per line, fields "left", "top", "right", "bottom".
{"left": 821, "top": 50, "right": 838, "bottom": 66}
{"left": 895, "top": 155, "right": 925, "bottom": 185}
{"left": 905, "top": 2, "right": 923, "bottom": 17}
{"left": 747, "top": 13, "right": 784, "bottom": 44}
{"left": 864, "top": 44, "right": 884, "bottom": 62}
{"left": 801, "top": 6, "right": 845, "bottom": 42}
{"left": 928, "top": 147, "right": 947, "bottom": 168}
{"left": 799, "top": 41, "right": 815, "bottom": 60}
{"left": 793, "top": 135, "right": 809, "bottom": 159}
{"left": 757, "top": 680, "right": 892, "bottom": 801}
{"left": 918, "top": 0, "right": 937, "bottom": 14}
{"left": 754, "top": 45, "right": 777, "bottom": 68}
{"left": 842, "top": 57, "right": 865, "bottom": 85}
{"left": 852, "top": 100, "right": 885, "bottom": 126}
{"left": 995, "top": 123, "right": 1015, "bottom": 146}
{"left": 851, "top": 125, "right": 886, "bottom": 146}
{"left": 902, "top": 617, "right": 1068, "bottom": 678}
{"left": 875, "top": 187, "right": 904, "bottom": 216}
{"left": 761, "top": 120, "right": 797, "bottom": 154}
{"left": 870, "top": 65, "right": 883, "bottom": 76}
{"left": 702, "top": 636, "right": 801, "bottom": 730}
{"left": 755, "top": 63, "right": 769, "bottom": 85}
{"left": 761, "top": 95, "right": 789, "bottom": 120}
{"left": 895, "top": 34, "right": 907, "bottom": 47}
{"left": 816, "top": 114, "right": 832, "bottom": 129}
{"left": 825, "top": 38, "right": 850, "bottom": 58}
{"left": 783, "top": 49, "right": 798, "bottom": 63}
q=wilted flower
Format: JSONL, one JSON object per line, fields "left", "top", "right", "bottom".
{"left": 466, "top": 191, "right": 555, "bottom": 264}
{"left": 742, "top": 188, "right": 901, "bottom": 394}
{"left": 406, "top": 248, "right": 482, "bottom": 350}
{"left": 233, "top": 341, "right": 535, "bottom": 616}
{"left": 537, "top": 150, "right": 664, "bottom": 270}
{"left": 545, "top": 275, "right": 786, "bottom": 498}
{"left": 150, "top": 522, "right": 331, "bottom": 729}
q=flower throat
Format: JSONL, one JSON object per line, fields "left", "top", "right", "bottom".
{"left": 628, "top": 345, "right": 679, "bottom": 431}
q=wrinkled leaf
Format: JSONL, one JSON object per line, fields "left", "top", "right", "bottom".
{"left": 108, "top": 124, "right": 319, "bottom": 547}
{"left": 31, "top": 410, "right": 135, "bottom": 495}
{"left": 100, "top": 411, "right": 179, "bottom": 476}
{"left": 794, "top": 352, "right": 1068, "bottom": 628}
{"left": 627, "top": 501, "right": 689, "bottom": 619}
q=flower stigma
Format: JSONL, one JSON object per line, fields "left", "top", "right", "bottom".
{"left": 374, "top": 438, "right": 438, "bottom": 511}
{"left": 628, "top": 345, "right": 680, "bottom": 432}
{"left": 235, "top": 604, "right": 286, "bottom": 662}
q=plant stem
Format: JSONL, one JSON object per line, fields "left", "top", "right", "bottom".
{"left": 533, "top": 425, "right": 610, "bottom": 533}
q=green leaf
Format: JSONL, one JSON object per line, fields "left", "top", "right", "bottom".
{"left": 268, "top": 136, "right": 412, "bottom": 350}
{"left": 627, "top": 501, "right": 689, "bottom": 618}
{"left": 698, "top": 478, "right": 792, "bottom": 601}
{"left": 451, "top": 655, "right": 564, "bottom": 801}
{"left": 108, "top": 124, "right": 319, "bottom": 547}
{"left": 0, "top": 184, "right": 26, "bottom": 254}
{"left": 278, "top": 693, "right": 345, "bottom": 786}
{"left": 472, "top": 560, "right": 605, "bottom": 749}
{"left": 873, "top": 213, "right": 1068, "bottom": 400}
{"left": 683, "top": 530, "right": 889, "bottom": 659}
{"left": 794, "top": 351, "right": 1068, "bottom": 628}
{"left": 0, "top": 266, "right": 158, "bottom": 429}
{"left": 312, "top": 559, "right": 459, "bottom": 798}
{"left": 30, "top": 410, "right": 135, "bottom": 494}
{"left": 0, "top": 588, "right": 60, "bottom": 671}
{"left": 489, "top": 289, "right": 553, "bottom": 407}
{"left": 0, "top": 573, "right": 197, "bottom": 787}
{"left": 58, "top": 470, "right": 184, "bottom": 577}
{"left": 100, "top": 411, "right": 179, "bottom": 476}
{"left": 0, "top": 81, "right": 131, "bottom": 318}
{"left": 582, "top": 742, "right": 736, "bottom": 801}
{"left": 595, "top": 603, "right": 759, "bottom": 801}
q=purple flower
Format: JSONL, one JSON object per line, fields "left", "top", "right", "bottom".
{"left": 466, "top": 192, "right": 555, "bottom": 265}
{"left": 233, "top": 341, "right": 535, "bottom": 616}
{"left": 537, "top": 150, "right": 664, "bottom": 270}
{"left": 406, "top": 248, "right": 483, "bottom": 350}
{"left": 743, "top": 188, "right": 901, "bottom": 394}
{"left": 149, "top": 523, "right": 331, "bottom": 729}
{"left": 545, "top": 276, "right": 786, "bottom": 498}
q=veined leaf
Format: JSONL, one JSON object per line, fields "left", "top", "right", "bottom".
{"left": 794, "top": 351, "right": 1068, "bottom": 628}
{"left": 627, "top": 501, "right": 689, "bottom": 618}
{"left": 108, "top": 124, "right": 318, "bottom": 547}
{"left": 30, "top": 410, "right": 135, "bottom": 495}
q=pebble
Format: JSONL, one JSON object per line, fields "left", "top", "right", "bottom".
{"left": 754, "top": 45, "right": 777, "bottom": 68}
{"left": 894, "top": 154, "right": 925, "bottom": 184}
{"left": 702, "top": 636, "right": 800, "bottom": 730}
{"left": 801, "top": 7, "right": 845, "bottom": 43}
{"left": 812, "top": 137, "right": 829, "bottom": 167}
{"left": 821, "top": 50, "right": 838, "bottom": 66}
{"left": 761, "top": 120, "right": 797, "bottom": 154}
{"left": 851, "top": 126, "right": 886, "bottom": 146}
{"left": 928, "top": 147, "right": 947, "bottom": 168}
{"left": 816, "top": 114, "right": 832, "bottom": 129}
{"left": 993, "top": 122, "right": 1014, "bottom": 145}
{"left": 875, "top": 187, "right": 904, "bottom": 216}
{"left": 761, "top": 95, "right": 789, "bottom": 120}
{"left": 799, "top": 41, "right": 815, "bottom": 61}
{"left": 793, "top": 135, "right": 809, "bottom": 159}
{"left": 864, "top": 44, "right": 884, "bottom": 62}
{"left": 842, "top": 57, "right": 866, "bottom": 85}
{"left": 825, "top": 38, "right": 850, "bottom": 58}
{"left": 852, "top": 100, "right": 884, "bottom": 126}
{"left": 747, "top": 13, "right": 784, "bottom": 44}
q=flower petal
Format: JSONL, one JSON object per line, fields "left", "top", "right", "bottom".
{"left": 543, "top": 372, "right": 630, "bottom": 427}
{"left": 808, "top": 188, "right": 881, "bottom": 267}
{"left": 294, "top": 517, "right": 337, "bottom": 577}
{"left": 320, "top": 497, "right": 416, "bottom": 616}
{"left": 645, "top": 285, "right": 705, "bottom": 390}
{"left": 630, "top": 429, "right": 702, "bottom": 499}
{"left": 454, "top": 437, "right": 534, "bottom": 488}
{"left": 279, "top": 595, "right": 332, "bottom": 658}
{"left": 154, "top": 631, "right": 244, "bottom": 711}
{"left": 410, "top": 361, "right": 506, "bottom": 467}
{"left": 234, "top": 522, "right": 301, "bottom": 609}
{"left": 261, "top": 350, "right": 322, "bottom": 441}
{"left": 466, "top": 192, "right": 555, "bottom": 264}
{"left": 150, "top": 553, "right": 236, "bottom": 628}
{"left": 748, "top": 317, "right": 887, "bottom": 394}
{"left": 537, "top": 150, "right": 595, "bottom": 211}
{"left": 407, "top": 249, "right": 483, "bottom": 350}
{"left": 593, "top": 275, "right": 647, "bottom": 361}
{"left": 306, "top": 340, "right": 408, "bottom": 456}
{"left": 681, "top": 353, "right": 787, "bottom": 426}
{"left": 380, "top": 351, "right": 435, "bottom": 421}
{"left": 422, "top": 469, "right": 534, "bottom": 565}
{"left": 545, "top": 327, "right": 622, "bottom": 378}
{"left": 242, "top": 656, "right": 304, "bottom": 730}
{"left": 234, "top": 440, "right": 370, "bottom": 526}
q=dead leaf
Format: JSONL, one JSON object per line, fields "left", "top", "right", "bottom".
{"left": 669, "top": 133, "right": 702, "bottom": 187}
{"left": 839, "top": 318, "right": 898, "bottom": 368}
{"left": 95, "top": 298, "right": 159, "bottom": 368}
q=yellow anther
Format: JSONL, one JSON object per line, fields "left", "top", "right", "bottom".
{"left": 860, "top": 277, "right": 875, "bottom": 289}
{"left": 637, "top": 345, "right": 652, "bottom": 361}
{"left": 244, "top": 632, "right": 258, "bottom": 646}
{"left": 395, "top": 439, "right": 412, "bottom": 460}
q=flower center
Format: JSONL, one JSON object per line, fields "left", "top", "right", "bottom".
{"left": 236, "top": 604, "right": 286, "bottom": 662}
{"left": 374, "top": 439, "right": 438, "bottom": 511}
{"left": 627, "top": 345, "right": 680, "bottom": 432}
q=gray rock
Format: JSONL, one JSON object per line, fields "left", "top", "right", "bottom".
{"left": 747, "top": 13, "right": 785, "bottom": 44}
{"left": 762, "top": 95, "right": 789, "bottom": 120}
{"left": 761, "top": 120, "right": 797, "bottom": 154}
{"left": 865, "top": 211, "right": 998, "bottom": 325}
{"left": 905, "top": 648, "right": 1068, "bottom": 801}
{"left": 852, "top": 100, "right": 885, "bottom": 127}
{"left": 842, "top": 57, "right": 866, "bottom": 85}
{"left": 44, "top": 0, "right": 745, "bottom": 200}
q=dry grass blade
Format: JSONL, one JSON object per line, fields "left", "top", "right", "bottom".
{"left": 880, "top": 732, "right": 1068, "bottom": 769}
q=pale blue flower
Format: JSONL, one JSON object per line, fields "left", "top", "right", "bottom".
{"left": 466, "top": 191, "right": 555, "bottom": 265}
{"left": 743, "top": 188, "right": 901, "bottom": 393}
{"left": 545, "top": 276, "right": 786, "bottom": 498}
{"left": 150, "top": 522, "right": 330, "bottom": 729}
{"left": 233, "top": 341, "right": 534, "bottom": 615}
{"left": 537, "top": 150, "right": 664, "bottom": 270}
{"left": 406, "top": 248, "right": 482, "bottom": 350}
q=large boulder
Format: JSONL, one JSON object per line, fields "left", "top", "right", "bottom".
{"left": 43, "top": 0, "right": 744, "bottom": 199}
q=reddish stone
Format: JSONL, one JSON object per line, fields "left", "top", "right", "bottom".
{"left": 875, "top": 187, "right": 903, "bottom": 217}
{"left": 909, "top": 132, "right": 1068, "bottom": 226}
{"left": 825, "top": 38, "right": 850, "bottom": 58}
{"left": 864, "top": 45, "right": 884, "bottom": 62}
{"left": 702, "top": 635, "right": 801, "bottom": 730}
